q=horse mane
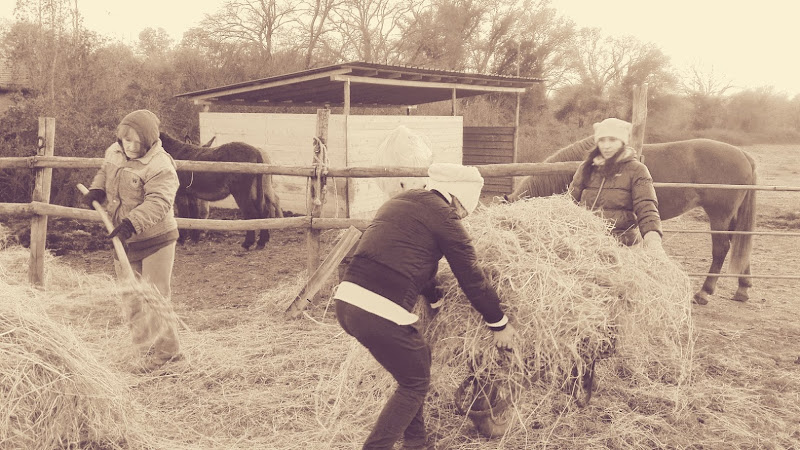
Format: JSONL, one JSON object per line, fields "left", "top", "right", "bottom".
{"left": 160, "top": 132, "right": 208, "bottom": 160}
{"left": 513, "top": 136, "right": 596, "bottom": 198}
{"left": 544, "top": 136, "right": 596, "bottom": 163}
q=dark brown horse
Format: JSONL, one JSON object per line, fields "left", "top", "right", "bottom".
{"left": 160, "top": 132, "right": 283, "bottom": 250}
{"left": 508, "top": 137, "right": 757, "bottom": 305}
{"left": 175, "top": 135, "right": 214, "bottom": 245}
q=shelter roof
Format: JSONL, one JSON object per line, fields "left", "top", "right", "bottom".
{"left": 175, "top": 61, "right": 542, "bottom": 107}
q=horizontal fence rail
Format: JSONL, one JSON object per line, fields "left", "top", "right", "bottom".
{"left": 684, "top": 273, "right": 800, "bottom": 280}
{"left": 662, "top": 229, "right": 800, "bottom": 236}
{"left": 3, "top": 156, "right": 800, "bottom": 192}
{"left": 0, "top": 201, "right": 373, "bottom": 231}
{"left": 2, "top": 152, "right": 798, "bottom": 283}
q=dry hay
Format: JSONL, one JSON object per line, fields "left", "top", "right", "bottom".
{"left": 3, "top": 206, "right": 800, "bottom": 449}
{"left": 0, "top": 282, "right": 148, "bottom": 450}
{"left": 319, "top": 195, "right": 697, "bottom": 448}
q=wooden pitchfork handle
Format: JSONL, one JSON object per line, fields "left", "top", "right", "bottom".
{"left": 77, "top": 183, "right": 136, "bottom": 280}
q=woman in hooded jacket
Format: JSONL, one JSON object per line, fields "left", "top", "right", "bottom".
{"left": 83, "top": 109, "right": 181, "bottom": 298}
{"left": 569, "top": 117, "right": 664, "bottom": 250}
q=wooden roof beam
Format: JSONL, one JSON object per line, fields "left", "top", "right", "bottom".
{"left": 330, "top": 74, "right": 527, "bottom": 93}
{"left": 188, "top": 67, "right": 353, "bottom": 102}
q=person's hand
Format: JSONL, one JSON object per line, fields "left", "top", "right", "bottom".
{"left": 492, "top": 323, "right": 519, "bottom": 351}
{"left": 83, "top": 188, "right": 106, "bottom": 206}
{"left": 642, "top": 232, "right": 665, "bottom": 254}
{"left": 109, "top": 218, "right": 136, "bottom": 241}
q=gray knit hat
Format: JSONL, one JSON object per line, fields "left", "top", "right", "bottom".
{"left": 117, "top": 109, "right": 160, "bottom": 149}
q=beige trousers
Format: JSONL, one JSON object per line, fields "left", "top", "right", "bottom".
{"left": 114, "top": 242, "right": 180, "bottom": 370}
{"left": 114, "top": 241, "right": 176, "bottom": 298}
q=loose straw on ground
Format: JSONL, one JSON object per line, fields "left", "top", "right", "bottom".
{"left": 2, "top": 216, "right": 800, "bottom": 449}
{"left": 0, "top": 284, "right": 149, "bottom": 450}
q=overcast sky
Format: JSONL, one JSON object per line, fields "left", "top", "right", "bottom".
{"left": 2, "top": 0, "right": 798, "bottom": 96}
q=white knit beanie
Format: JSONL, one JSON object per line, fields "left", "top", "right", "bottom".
{"left": 593, "top": 118, "right": 631, "bottom": 145}
{"left": 425, "top": 163, "right": 484, "bottom": 214}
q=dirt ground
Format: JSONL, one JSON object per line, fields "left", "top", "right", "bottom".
{"left": 39, "top": 144, "right": 800, "bottom": 448}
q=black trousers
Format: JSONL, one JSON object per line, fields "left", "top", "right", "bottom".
{"left": 335, "top": 300, "right": 432, "bottom": 450}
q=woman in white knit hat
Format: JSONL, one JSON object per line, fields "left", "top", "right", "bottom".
{"left": 568, "top": 117, "right": 664, "bottom": 250}
{"left": 334, "top": 162, "right": 518, "bottom": 450}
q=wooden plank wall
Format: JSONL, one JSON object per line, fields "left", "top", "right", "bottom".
{"left": 462, "top": 126, "right": 515, "bottom": 194}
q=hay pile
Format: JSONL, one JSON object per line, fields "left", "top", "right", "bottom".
{"left": 322, "top": 195, "right": 695, "bottom": 447}
{"left": 0, "top": 285, "right": 146, "bottom": 449}
{"left": 435, "top": 195, "right": 695, "bottom": 390}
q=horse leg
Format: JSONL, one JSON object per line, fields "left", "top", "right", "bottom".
{"left": 231, "top": 190, "right": 258, "bottom": 250}
{"left": 256, "top": 192, "right": 270, "bottom": 250}
{"left": 196, "top": 199, "right": 210, "bottom": 242}
{"left": 256, "top": 229, "right": 270, "bottom": 250}
{"left": 732, "top": 263, "right": 752, "bottom": 302}
{"left": 187, "top": 197, "right": 202, "bottom": 243}
{"left": 187, "top": 198, "right": 209, "bottom": 243}
{"left": 174, "top": 192, "right": 190, "bottom": 245}
{"left": 694, "top": 214, "right": 732, "bottom": 305}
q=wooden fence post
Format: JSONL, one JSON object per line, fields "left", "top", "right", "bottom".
{"left": 631, "top": 84, "right": 648, "bottom": 162}
{"left": 306, "top": 109, "right": 329, "bottom": 283}
{"left": 28, "top": 117, "right": 55, "bottom": 286}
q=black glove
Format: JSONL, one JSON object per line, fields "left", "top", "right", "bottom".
{"left": 108, "top": 218, "right": 136, "bottom": 241}
{"left": 83, "top": 188, "right": 106, "bottom": 206}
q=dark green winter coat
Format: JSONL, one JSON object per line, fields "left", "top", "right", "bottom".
{"left": 568, "top": 147, "right": 662, "bottom": 245}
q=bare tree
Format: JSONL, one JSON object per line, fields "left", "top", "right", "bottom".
{"left": 292, "top": 0, "right": 343, "bottom": 67}
{"left": 559, "top": 28, "right": 673, "bottom": 122}
{"left": 681, "top": 64, "right": 733, "bottom": 97}
{"left": 394, "top": 0, "right": 482, "bottom": 70}
{"left": 12, "top": 0, "right": 81, "bottom": 106}
{"left": 328, "top": 0, "right": 422, "bottom": 63}
{"left": 681, "top": 64, "right": 733, "bottom": 129}
{"left": 491, "top": 1, "right": 575, "bottom": 85}
{"left": 200, "top": 0, "right": 300, "bottom": 63}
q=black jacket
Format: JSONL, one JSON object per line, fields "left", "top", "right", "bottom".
{"left": 343, "top": 189, "right": 505, "bottom": 325}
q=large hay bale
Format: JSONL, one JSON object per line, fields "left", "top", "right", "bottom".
{"left": 432, "top": 195, "right": 694, "bottom": 387}
{"left": 325, "top": 195, "right": 694, "bottom": 447}
{"left": 0, "top": 292, "right": 143, "bottom": 449}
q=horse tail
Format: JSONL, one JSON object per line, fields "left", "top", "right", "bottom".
{"left": 729, "top": 153, "right": 757, "bottom": 275}
{"left": 256, "top": 164, "right": 270, "bottom": 218}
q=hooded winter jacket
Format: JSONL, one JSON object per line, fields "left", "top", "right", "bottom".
{"left": 342, "top": 189, "right": 505, "bottom": 325}
{"left": 90, "top": 139, "right": 179, "bottom": 247}
{"left": 568, "top": 147, "right": 662, "bottom": 245}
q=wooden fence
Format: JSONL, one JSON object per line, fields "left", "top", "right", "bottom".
{"left": 1, "top": 117, "right": 799, "bottom": 286}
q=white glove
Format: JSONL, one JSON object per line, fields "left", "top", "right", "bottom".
{"left": 642, "top": 232, "right": 665, "bottom": 253}
{"left": 492, "top": 323, "right": 519, "bottom": 351}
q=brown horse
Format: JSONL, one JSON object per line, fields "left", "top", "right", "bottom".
{"left": 160, "top": 132, "right": 283, "bottom": 250}
{"left": 508, "top": 137, "right": 757, "bottom": 305}
{"left": 175, "top": 135, "right": 214, "bottom": 245}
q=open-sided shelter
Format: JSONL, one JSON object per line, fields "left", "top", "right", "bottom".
{"left": 176, "top": 61, "right": 541, "bottom": 218}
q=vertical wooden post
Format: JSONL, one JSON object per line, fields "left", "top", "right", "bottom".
{"left": 451, "top": 88, "right": 458, "bottom": 116}
{"left": 512, "top": 92, "right": 522, "bottom": 191}
{"left": 631, "top": 84, "right": 648, "bottom": 162}
{"left": 343, "top": 80, "right": 351, "bottom": 219}
{"left": 28, "top": 117, "right": 55, "bottom": 286}
{"left": 307, "top": 109, "right": 329, "bottom": 284}
{"left": 343, "top": 79, "right": 351, "bottom": 116}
